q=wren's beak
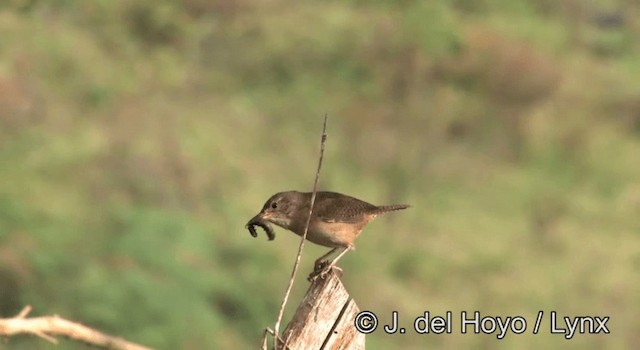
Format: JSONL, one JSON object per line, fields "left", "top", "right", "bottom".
{"left": 251, "top": 211, "right": 267, "bottom": 222}
{"left": 252, "top": 211, "right": 273, "bottom": 224}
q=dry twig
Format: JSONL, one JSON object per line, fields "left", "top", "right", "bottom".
{"left": 0, "top": 305, "right": 152, "bottom": 350}
{"left": 263, "top": 114, "right": 328, "bottom": 350}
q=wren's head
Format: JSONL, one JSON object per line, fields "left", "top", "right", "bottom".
{"left": 256, "top": 191, "right": 304, "bottom": 229}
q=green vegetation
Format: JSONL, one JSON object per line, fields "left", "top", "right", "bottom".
{"left": 1, "top": 0, "right": 639, "bottom": 349}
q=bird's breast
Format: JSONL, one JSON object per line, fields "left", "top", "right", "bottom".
{"left": 289, "top": 216, "right": 375, "bottom": 248}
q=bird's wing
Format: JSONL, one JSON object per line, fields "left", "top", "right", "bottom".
{"left": 313, "top": 192, "right": 378, "bottom": 223}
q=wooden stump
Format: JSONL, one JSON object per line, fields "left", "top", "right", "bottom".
{"left": 280, "top": 269, "right": 365, "bottom": 350}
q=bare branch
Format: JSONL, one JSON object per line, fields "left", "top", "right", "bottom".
{"left": 268, "top": 114, "right": 328, "bottom": 349}
{"left": 0, "top": 305, "right": 153, "bottom": 350}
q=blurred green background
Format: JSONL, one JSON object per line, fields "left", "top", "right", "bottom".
{"left": 1, "top": 0, "right": 639, "bottom": 349}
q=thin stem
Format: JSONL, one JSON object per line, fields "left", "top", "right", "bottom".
{"left": 272, "top": 114, "right": 328, "bottom": 349}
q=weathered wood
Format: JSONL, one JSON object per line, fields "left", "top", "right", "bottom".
{"left": 280, "top": 269, "right": 365, "bottom": 350}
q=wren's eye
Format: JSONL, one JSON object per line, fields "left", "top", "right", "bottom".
{"left": 270, "top": 202, "right": 278, "bottom": 209}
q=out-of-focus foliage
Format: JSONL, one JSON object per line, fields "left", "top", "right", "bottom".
{"left": 1, "top": 0, "right": 639, "bottom": 349}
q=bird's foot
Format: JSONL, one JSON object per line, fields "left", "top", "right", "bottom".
{"left": 314, "top": 259, "right": 330, "bottom": 271}
{"left": 308, "top": 262, "right": 342, "bottom": 282}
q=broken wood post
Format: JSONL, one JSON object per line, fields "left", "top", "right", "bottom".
{"left": 279, "top": 269, "right": 365, "bottom": 350}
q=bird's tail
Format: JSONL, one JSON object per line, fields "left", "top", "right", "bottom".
{"left": 376, "top": 204, "right": 411, "bottom": 214}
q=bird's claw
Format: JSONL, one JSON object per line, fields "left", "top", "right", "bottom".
{"left": 314, "top": 259, "right": 330, "bottom": 271}
{"left": 308, "top": 262, "right": 342, "bottom": 282}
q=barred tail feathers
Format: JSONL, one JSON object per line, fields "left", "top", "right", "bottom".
{"left": 376, "top": 204, "right": 410, "bottom": 214}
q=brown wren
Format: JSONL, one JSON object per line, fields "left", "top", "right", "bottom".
{"left": 246, "top": 191, "right": 409, "bottom": 276}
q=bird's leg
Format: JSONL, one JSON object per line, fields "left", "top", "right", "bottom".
{"left": 326, "top": 245, "right": 353, "bottom": 267}
{"left": 313, "top": 247, "right": 338, "bottom": 270}
{"left": 309, "top": 245, "right": 353, "bottom": 281}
